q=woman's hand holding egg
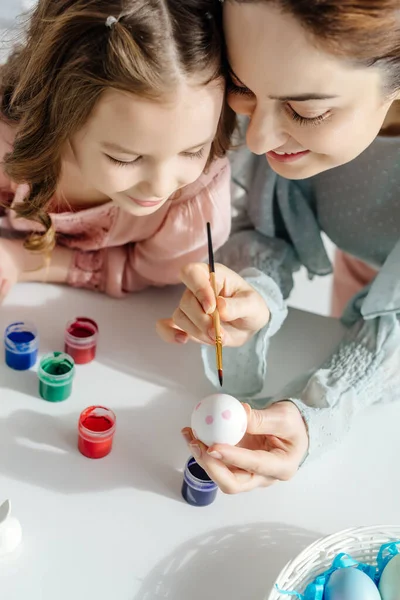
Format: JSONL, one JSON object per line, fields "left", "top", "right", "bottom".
{"left": 183, "top": 399, "right": 309, "bottom": 494}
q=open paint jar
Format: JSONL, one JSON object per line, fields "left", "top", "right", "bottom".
{"left": 64, "top": 317, "right": 98, "bottom": 365}
{"left": 4, "top": 321, "right": 39, "bottom": 370}
{"left": 78, "top": 406, "right": 116, "bottom": 459}
{"left": 38, "top": 352, "right": 75, "bottom": 402}
{"left": 181, "top": 457, "right": 218, "bottom": 507}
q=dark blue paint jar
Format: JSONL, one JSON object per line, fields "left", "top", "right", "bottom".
{"left": 4, "top": 321, "right": 39, "bottom": 370}
{"left": 181, "top": 457, "right": 218, "bottom": 507}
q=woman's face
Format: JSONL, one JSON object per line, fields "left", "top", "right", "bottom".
{"left": 223, "top": 1, "right": 399, "bottom": 179}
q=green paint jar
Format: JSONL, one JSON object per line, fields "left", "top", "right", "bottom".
{"left": 38, "top": 352, "right": 75, "bottom": 402}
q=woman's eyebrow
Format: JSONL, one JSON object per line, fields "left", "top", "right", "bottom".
{"left": 229, "top": 67, "right": 338, "bottom": 101}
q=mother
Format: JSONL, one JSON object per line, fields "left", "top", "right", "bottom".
{"left": 159, "top": 0, "right": 400, "bottom": 493}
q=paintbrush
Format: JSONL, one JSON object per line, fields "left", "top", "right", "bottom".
{"left": 206, "top": 222, "right": 223, "bottom": 387}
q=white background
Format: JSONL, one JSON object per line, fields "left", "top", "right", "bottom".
{"left": 0, "top": 283, "right": 398, "bottom": 600}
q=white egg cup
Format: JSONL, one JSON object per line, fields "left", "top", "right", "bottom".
{"left": 0, "top": 500, "right": 22, "bottom": 557}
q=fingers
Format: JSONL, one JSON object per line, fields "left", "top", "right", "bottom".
{"left": 174, "top": 262, "right": 270, "bottom": 348}
{"left": 208, "top": 444, "right": 294, "bottom": 481}
{"left": 180, "top": 263, "right": 216, "bottom": 314}
{"left": 217, "top": 291, "right": 270, "bottom": 331}
{"left": 192, "top": 450, "right": 273, "bottom": 494}
{"left": 180, "top": 262, "right": 256, "bottom": 315}
{"left": 156, "top": 318, "right": 190, "bottom": 344}
{"left": 244, "top": 402, "right": 309, "bottom": 467}
{"left": 181, "top": 428, "right": 276, "bottom": 494}
{"left": 156, "top": 318, "right": 210, "bottom": 345}
{"left": 196, "top": 455, "right": 269, "bottom": 494}
{"left": 173, "top": 309, "right": 213, "bottom": 345}
{"left": 245, "top": 401, "right": 304, "bottom": 439}
{"left": 173, "top": 288, "right": 215, "bottom": 343}
{"left": 180, "top": 402, "right": 307, "bottom": 493}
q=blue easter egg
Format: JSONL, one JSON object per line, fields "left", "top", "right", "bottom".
{"left": 379, "top": 554, "right": 400, "bottom": 600}
{"left": 324, "top": 568, "right": 381, "bottom": 600}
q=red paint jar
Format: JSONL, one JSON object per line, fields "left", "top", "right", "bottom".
{"left": 65, "top": 317, "right": 98, "bottom": 365}
{"left": 78, "top": 406, "right": 116, "bottom": 459}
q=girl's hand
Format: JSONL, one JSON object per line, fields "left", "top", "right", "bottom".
{"left": 181, "top": 401, "right": 309, "bottom": 494}
{"left": 156, "top": 262, "right": 270, "bottom": 347}
{"left": 0, "top": 238, "right": 26, "bottom": 302}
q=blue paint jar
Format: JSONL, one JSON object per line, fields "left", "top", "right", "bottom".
{"left": 4, "top": 321, "right": 39, "bottom": 371}
{"left": 181, "top": 457, "right": 218, "bottom": 507}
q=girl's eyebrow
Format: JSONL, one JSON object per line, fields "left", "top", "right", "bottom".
{"left": 229, "top": 68, "right": 338, "bottom": 102}
{"left": 184, "top": 137, "right": 214, "bottom": 151}
{"left": 102, "top": 142, "right": 139, "bottom": 154}
{"left": 102, "top": 138, "right": 214, "bottom": 155}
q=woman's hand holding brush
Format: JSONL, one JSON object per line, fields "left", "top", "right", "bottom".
{"left": 156, "top": 262, "right": 270, "bottom": 347}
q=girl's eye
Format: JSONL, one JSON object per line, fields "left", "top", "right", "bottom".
{"left": 287, "top": 105, "right": 330, "bottom": 126}
{"left": 106, "top": 155, "right": 141, "bottom": 167}
{"left": 227, "top": 81, "right": 254, "bottom": 97}
{"left": 182, "top": 148, "right": 205, "bottom": 160}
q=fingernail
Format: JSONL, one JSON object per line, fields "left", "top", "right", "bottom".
{"left": 190, "top": 444, "right": 201, "bottom": 459}
{"left": 207, "top": 450, "right": 222, "bottom": 460}
{"left": 217, "top": 296, "right": 226, "bottom": 311}
{"left": 199, "top": 295, "right": 213, "bottom": 314}
{"left": 202, "top": 302, "right": 213, "bottom": 315}
{"left": 175, "top": 332, "right": 188, "bottom": 344}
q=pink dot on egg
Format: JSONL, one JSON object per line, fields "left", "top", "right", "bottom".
{"left": 195, "top": 402, "right": 201, "bottom": 411}
{"left": 221, "top": 410, "right": 232, "bottom": 421}
{"left": 205, "top": 415, "right": 214, "bottom": 425}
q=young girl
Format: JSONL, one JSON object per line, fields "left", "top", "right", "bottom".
{"left": 0, "top": 0, "right": 235, "bottom": 301}
{"left": 159, "top": 0, "right": 400, "bottom": 493}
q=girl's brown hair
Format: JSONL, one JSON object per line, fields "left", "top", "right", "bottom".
{"left": 1, "top": 0, "right": 236, "bottom": 253}
{"left": 235, "top": 0, "right": 400, "bottom": 92}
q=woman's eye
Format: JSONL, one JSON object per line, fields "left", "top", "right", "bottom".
{"left": 287, "top": 105, "right": 330, "bottom": 126}
{"left": 106, "top": 155, "right": 141, "bottom": 167}
{"left": 227, "top": 81, "right": 254, "bottom": 98}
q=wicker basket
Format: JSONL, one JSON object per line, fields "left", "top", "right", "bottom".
{"left": 268, "top": 525, "right": 400, "bottom": 600}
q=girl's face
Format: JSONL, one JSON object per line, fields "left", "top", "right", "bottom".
{"left": 224, "top": 2, "right": 399, "bottom": 179}
{"left": 69, "top": 79, "right": 223, "bottom": 215}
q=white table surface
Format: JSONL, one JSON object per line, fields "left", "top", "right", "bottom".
{"left": 0, "top": 283, "right": 398, "bottom": 600}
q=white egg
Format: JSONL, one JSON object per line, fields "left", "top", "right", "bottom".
{"left": 379, "top": 554, "right": 400, "bottom": 600}
{"left": 191, "top": 393, "right": 247, "bottom": 447}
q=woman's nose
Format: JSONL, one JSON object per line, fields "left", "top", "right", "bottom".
{"left": 246, "top": 105, "right": 289, "bottom": 155}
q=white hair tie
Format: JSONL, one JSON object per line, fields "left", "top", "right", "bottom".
{"left": 105, "top": 15, "right": 119, "bottom": 28}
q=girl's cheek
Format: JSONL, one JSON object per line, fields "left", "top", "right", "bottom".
{"left": 96, "top": 166, "right": 136, "bottom": 191}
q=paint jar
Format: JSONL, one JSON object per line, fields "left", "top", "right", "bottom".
{"left": 78, "top": 406, "right": 116, "bottom": 459}
{"left": 181, "top": 457, "right": 218, "bottom": 507}
{"left": 38, "top": 352, "right": 75, "bottom": 402}
{"left": 64, "top": 317, "right": 98, "bottom": 365}
{"left": 4, "top": 321, "right": 39, "bottom": 370}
